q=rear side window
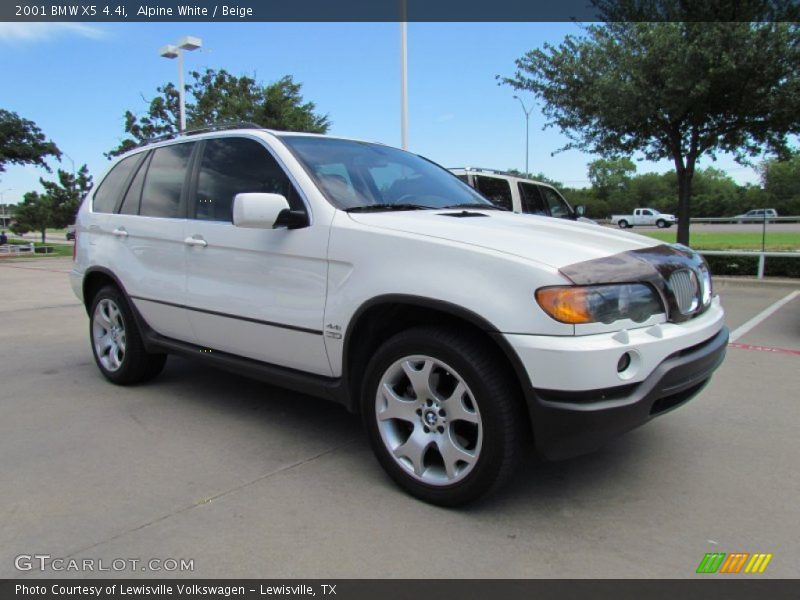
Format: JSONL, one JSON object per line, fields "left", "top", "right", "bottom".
{"left": 518, "top": 182, "right": 546, "bottom": 215}
{"left": 474, "top": 175, "right": 512, "bottom": 211}
{"left": 92, "top": 154, "right": 144, "bottom": 213}
{"left": 140, "top": 143, "right": 195, "bottom": 218}
{"left": 193, "top": 138, "right": 302, "bottom": 221}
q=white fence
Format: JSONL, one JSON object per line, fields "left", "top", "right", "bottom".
{"left": 0, "top": 243, "right": 35, "bottom": 256}
{"left": 700, "top": 250, "right": 800, "bottom": 279}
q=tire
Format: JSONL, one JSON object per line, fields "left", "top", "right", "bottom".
{"left": 618, "top": 220, "right": 629, "bottom": 229}
{"left": 361, "top": 326, "right": 526, "bottom": 506}
{"left": 89, "top": 285, "right": 167, "bottom": 385}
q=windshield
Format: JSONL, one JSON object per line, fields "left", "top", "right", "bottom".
{"left": 280, "top": 136, "right": 492, "bottom": 211}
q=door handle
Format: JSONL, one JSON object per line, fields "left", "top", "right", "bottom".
{"left": 184, "top": 236, "right": 207, "bottom": 247}
{"left": 112, "top": 228, "right": 128, "bottom": 238}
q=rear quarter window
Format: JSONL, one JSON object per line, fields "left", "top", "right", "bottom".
{"left": 92, "top": 153, "right": 145, "bottom": 213}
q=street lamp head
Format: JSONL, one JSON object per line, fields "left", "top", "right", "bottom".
{"left": 177, "top": 36, "right": 202, "bottom": 51}
{"left": 159, "top": 44, "right": 179, "bottom": 59}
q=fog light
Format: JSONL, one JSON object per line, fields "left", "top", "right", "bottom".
{"left": 617, "top": 352, "right": 632, "bottom": 373}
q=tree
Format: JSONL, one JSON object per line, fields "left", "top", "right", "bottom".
{"left": 587, "top": 157, "right": 636, "bottom": 201}
{"left": 500, "top": 3, "right": 800, "bottom": 244}
{"left": 0, "top": 109, "right": 60, "bottom": 173}
{"left": 109, "top": 69, "right": 330, "bottom": 156}
{"left": 760, "top": 152, "right": 800, "bottom": 216}
{"left": 11, "top": 166, "right": 92, "bottom": 243}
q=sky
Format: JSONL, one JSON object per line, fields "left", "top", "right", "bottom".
{"left": 0, "top": 21, "right": 763, "bottom": 205}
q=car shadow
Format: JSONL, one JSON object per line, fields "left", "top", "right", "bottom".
{"left": 148, "top": 355, "right": 667, "bottom": 512}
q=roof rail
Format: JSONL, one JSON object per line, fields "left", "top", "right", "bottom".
{"left": 135, "top": 121, "right": 265, "bottom": 148}
{"left": 449, "top": 167, "right": 516, "bottom": 177}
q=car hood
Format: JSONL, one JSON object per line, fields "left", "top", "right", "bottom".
{"left": 347, "top": 210, "right": 663, "bottom": 270}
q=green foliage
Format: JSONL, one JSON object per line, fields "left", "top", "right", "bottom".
{"left": 587, "top": 157, "right": 636, "bottom": 201}
{"left": 0, "top": 109, "right": 60, "bottom": 172}
{"left": 501, "top": 8, "right": 800, "bottom": 244}
{"left": 109, "top": 70, "right": 330, "bottom": 156}
{"left": 760, "top": 152, "right": 800, "bottom": 216}
{"left": 11, "top": 166, "right": 92, "bottom": 243}
{"left": 704, "top": 254, "right": 800, "bottom": 279}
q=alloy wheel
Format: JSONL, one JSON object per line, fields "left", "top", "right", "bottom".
{"left": 375, "top": 355, "right": 483, "bottom": 486}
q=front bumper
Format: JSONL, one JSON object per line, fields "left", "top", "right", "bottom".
{"left": 504, "top": 313, "right": 728, "bottom": 460}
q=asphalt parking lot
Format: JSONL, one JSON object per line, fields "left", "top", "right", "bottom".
{"left": 0, "top": 258, "right": 798, "bottom": 579}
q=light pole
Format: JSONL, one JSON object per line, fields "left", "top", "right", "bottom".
{"left": 0, "top": 189, "right": 11, "bottom": 229}
{"left": 159, "top": 36, "right": 203, "bottom": 133}
{"left": 62, "top": 153, "right": 75, "bottom": 175}
{"left": 513, "top": 95, "right": 533, "bottom": 176}
{"left": 400, "top": 0, "right": 408, "bottom": 150}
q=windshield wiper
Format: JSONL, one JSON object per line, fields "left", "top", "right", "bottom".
{"left": 344, "top": 203, "right": 435, "bottom": 213}
{"left": 442, "top": 203, "right": 508, "bottom": 211}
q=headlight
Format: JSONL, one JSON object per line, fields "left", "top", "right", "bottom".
{"left": 536, "top": 283, "right": 665, "bottom": 325}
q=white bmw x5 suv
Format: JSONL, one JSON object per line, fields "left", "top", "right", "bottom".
{"left": 71, "top": 127, "right": 727, "bottom": 506}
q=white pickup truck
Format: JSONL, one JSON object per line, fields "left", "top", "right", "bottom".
{"left": 610, "top": 208, "right": 677, "bottom": 229}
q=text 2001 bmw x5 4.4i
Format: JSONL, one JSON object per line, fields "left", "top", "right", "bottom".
{"left": 70, "top": 127, "right": 727, "bottom": 506}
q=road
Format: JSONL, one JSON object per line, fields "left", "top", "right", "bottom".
{"left": 0, "top": 258, "right": 798, "bottom": 578}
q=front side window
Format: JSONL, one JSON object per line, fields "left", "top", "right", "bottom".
{"left": 473, "top": 176, "right": 513, "bottom": 211}
{"left": 194, "top": 138, "right": 303, "bottom": 222}
{"left": 539, "top": 186, "right": 572, "bottom": 219}
{"left": 280, "top": 136, "right": 490, "bottom": 211}
{"left": 518, "top": 182, "right": 546, "bottom": 215}
{"left": 140, "top": 143, "right": 194, "bottom": 218}
{"left": 92, "top": 153, "right": 144, "bottom": 213}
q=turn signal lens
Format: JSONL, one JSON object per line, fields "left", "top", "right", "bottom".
{"left": 535, "top": 287, "right": 593, "bottom": 324}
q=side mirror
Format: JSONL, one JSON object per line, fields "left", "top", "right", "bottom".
{"left": 233, "top": 193, "right": 307, "bottom": 230}
{"left": 575, "top": 205, "right": 586, "bottom": 217}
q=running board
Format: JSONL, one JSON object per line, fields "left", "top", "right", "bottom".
{"left": 143, "top": 330, "right": 349, "bottom": 409}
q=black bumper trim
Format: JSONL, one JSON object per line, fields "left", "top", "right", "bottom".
{"left": 528, "top": 326, "right": 729, "bottom": 460}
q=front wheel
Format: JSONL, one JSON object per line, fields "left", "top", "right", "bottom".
{"left": 362, "top": 326, "right": 526, "bottom": 506}
{"left": 656, "top": 219, "right": 666, "bottom": 228}
{"left": 90, "top": 285, "right": 167, "bottom": 385}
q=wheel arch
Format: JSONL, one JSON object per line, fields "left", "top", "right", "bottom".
{"left": 341, "top": 294, "right": 534, "bottom": 420}
{"left": 82, "top": 267, "right": 129, "bottom": 315}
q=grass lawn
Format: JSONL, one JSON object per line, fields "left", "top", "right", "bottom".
{"left": 640, "top": 230, "right": 800, "bottom": 251}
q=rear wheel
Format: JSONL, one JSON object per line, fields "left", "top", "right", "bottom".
{"left": 89, "top": 285, "right": 167, "bottom": 385}
{"left": 362, "top": 326, "right": 525, "bottom": 506}
{"left": 618, "top": 220, "right": 629, "bottom": 229}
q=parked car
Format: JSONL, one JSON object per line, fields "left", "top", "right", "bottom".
{"left": 71, "top": 127, "right": 727, "bottom": 506}
{"left": 66, "top": 225, "right": 76, "bottom": 241}
{"left": 610, "top": 208, "right": 677, "bottom": 229}
{"left": 449, "top": 167, "right": 596, "bottom": 224}
{"left": 734, "top": 208, "right": 778, "bottom": 223}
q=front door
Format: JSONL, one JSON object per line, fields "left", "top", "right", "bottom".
{"left": 183, "top": 136, "right": 331, "bottom": 376}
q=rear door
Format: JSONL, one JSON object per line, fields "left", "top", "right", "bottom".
{"left": 183, "top": 136, "right": 331, "bottom": 375}
{"left": 113, "top": 142, "right": 196, "bottom": 342}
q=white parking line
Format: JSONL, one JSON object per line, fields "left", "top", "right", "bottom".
{"left": 729, "top": 290, "right": 800, "bottom": 342}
